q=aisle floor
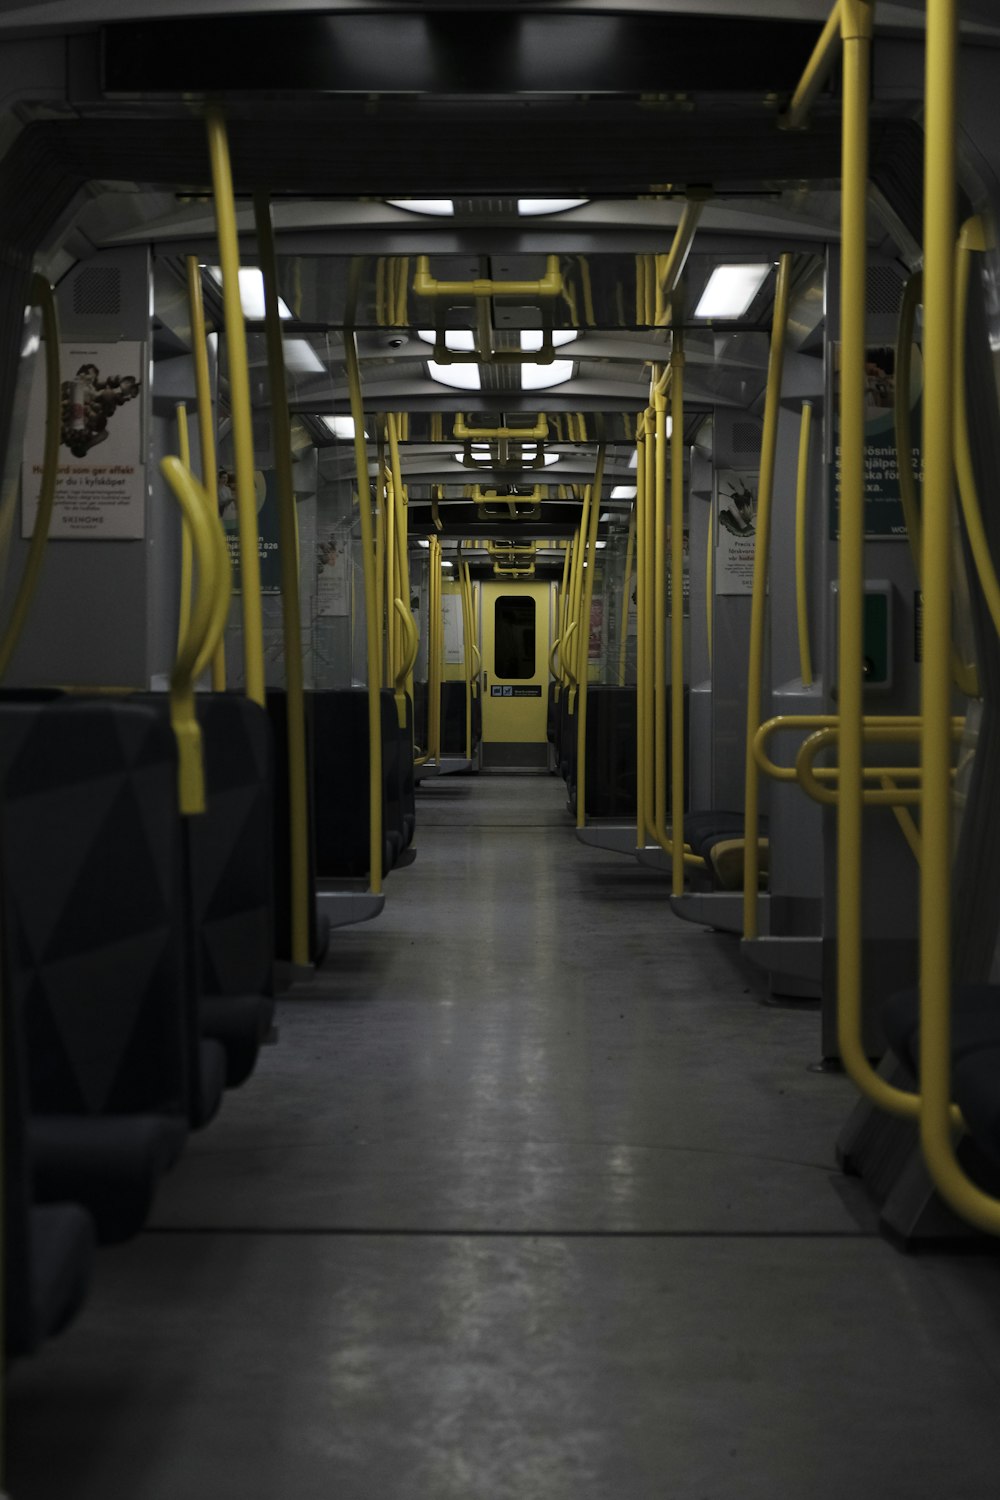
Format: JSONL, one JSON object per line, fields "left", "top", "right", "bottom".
{"left": 9, "top": 774, "right": 1000, "bottom": 1498}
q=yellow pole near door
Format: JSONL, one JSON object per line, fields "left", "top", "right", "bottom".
{"left": 670, "top": 335, "right": 687, "bottom": 896}
{"left": 576, "top": 443, "right": 607, "bottom": 828}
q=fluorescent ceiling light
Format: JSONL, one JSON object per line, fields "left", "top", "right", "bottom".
{"left": 520, "top": 360, "right": 574, "bottom": 391}
{"left": 694, "top": 263, "right": 771, "bottom": 320}
{"left": 428, "top": 360, "right": 481, "bottom": 391}
{"left": 628, "top": 450, "right": 638, "bottom": 468}
{"left": 284, "top": 339, "right": 325, "bottom": 375}
{"left": 519, "top": 330, "right": 579, "bottom": 352}
{"left": 517, "top": 199, "right": 588, "bottom": 216}
{"left": 417, "top": 539, "right": 430, "bottom": 548}
{"left": 208, "top": 266, "right": 293, "bottom": 321}
{"left": 521, "top": 447, "right": 561, "bottom": 467}
{"left": 417, "top": 328, "right": 477, "bottom": 353}
{"left": 321, "top": 416, "right": 368, "bottom": 439}
{"left": 440, "top": 560, "right": 455, "bottom": 569}
{"left": 595, "top": 541, "right": 607, "bottom": 549}
{"left": 611, "top": 486, "right": 637, "bottom": 499}
{"left": 388, "top": 199, "right": 455, "bottom": 216}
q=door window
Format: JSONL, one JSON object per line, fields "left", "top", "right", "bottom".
{"left": 494, "top": 595, "right": 536, "bottom": 679}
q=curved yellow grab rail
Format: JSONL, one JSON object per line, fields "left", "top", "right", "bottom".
{"left": 743, "top": 252, "right": 794, "bottom": 937}
{"left": 705, "top": 496, "right": 713, "bottom": 669}
{"left": 254, "top": 190, "right": 312, "bottom": 966}
{"left": 548, "top": 636, "right": 562, "bottom": 681}
{"left": 454, "top": 414, "right": 548, "bottom": 440}
{"left": 159, "top": 456, "right": 218, "bottom": 816}
{"left": 561, "top": 620, "right": 579, "bottom": 693}
{"left": 175, "top": 403, "right": 194, "bottom": 654}
{"left": 794, "top": 721, "right": 961, "bottom": 807}
{"left": 795, "top": 402, "right": 814, "bottom": 686}
{"left": 919, "top": 0, "right": 1000, "bottom": 1235}
{"left": 954, "top": 219, "right": 1000, "bottom": 640}
{"left": 458, "top": 558, "right": 475, "bottom": 758}
{"left": 205, "top": 108, "right": 265, "bottom": 707}
{"left": 575, "top": 441, "right": 606, "bottom": 829}
{"left": 752, "top": 712, "right": 959, "bottom": 780}
{"left": 185, "top": 254, "right": 226, "bottom": 691}
{"left": 0, "top": 273, "right": 60, "bottom": 681}
{"left": 343, "top": 333, "right": 384, "bottom": 892}
{"left": 393, "top": 597, "right": 418, "bottom": 730}
{"left": 414, "top": 255, "right": 561, "bottom": 300}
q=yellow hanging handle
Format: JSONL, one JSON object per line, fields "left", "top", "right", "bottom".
{"left": 0, "top": 274, "right": 61, "bottom": 681}
{"left": 159, "top": 456, "right": 221, "bottom": 816}
{"left": 393, "top": 597, "right": 419, "bottom": 729}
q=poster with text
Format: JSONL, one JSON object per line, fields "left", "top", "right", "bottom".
{"left": 443, "top": 592, "right": 464, "bottom": 665}
{"left": 715, "top": 469, "right": 758, "bottom": 595}
{"left": 222, "top": 468, "right": 282, "bottom": 594}
{"left": 316, "top": 519, "right": 352, "bottom": 616}
{"left": 828, "top": 341, "right": 921, "bottom": 539}
{"left": 22, "top": 341, "right": 145, "bottom": 538}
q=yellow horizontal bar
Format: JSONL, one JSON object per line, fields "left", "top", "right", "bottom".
{"left": 454, "top": 414, "right": 549, "bottom": 440}
{"left": 783, "top": 1, "right": 844, "bottom": 131}
{"left": 414, "top": 255, "right": 561, "bottom": 300}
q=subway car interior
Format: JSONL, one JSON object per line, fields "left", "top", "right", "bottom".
{"left": 4, "top": 0, "right": 1000, "bottom": 1495}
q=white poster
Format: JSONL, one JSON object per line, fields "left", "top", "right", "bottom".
{"left": 715, "top": 469, "right": 758, "bottom": 596}
{"left": 22, "top": 341, "right": 145, "bottom": 539}
{"left": 442, "top": 591, "right": 464, "bottom": 665}
{"left": 316, "top": 521, "right": 352, "bottom": 617}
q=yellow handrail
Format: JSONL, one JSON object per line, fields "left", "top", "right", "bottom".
{"left": 175, "top": 403, "right": 193, "bottom": 655}
{"left": 795, "top": 402, "right": 814, "bottom": 686}
{"left": 882, "top": 775, "right": 922, "bottom": 864}
{"left": 459, "top": 557, "right": 475, "bottom": 757}
{"left": 782, "top": 0, "right": 844, "bottom": 132}
{"left": 743, "top": 252, "right": 794, "bottom": 937}
{"left": 388, "top": 415, "right": 417, "bottom": 717}
{"left": 670, "top": 339, "right": 687, "bottom": 893}
{"left": 428, "top": 536, "right": 443, "bottom": 763}
{"left": 635, "top": 414, "right": 648, "bottom": 849}
{"left": 454, "top": 414, "right": 548, "bottom": 440}
{"left": 0, "top": 273, "right": 60, "bottom": 681}
{"left": 655, "top": 196, "right": 708, "bottom": 327}
{"left": 160, "top": 456, "right": 216, "bottom": 817}
{"left": 575, "top": 442, "right": 606, "bottom": 829}
{"left": 343, "top": 334, "right": 384, "bottom": 893}
{"left": 705, "top": 498, "right": 713, "bottom": 669}
{"left": 205, "top": 108, "right": 265, "bottom": 707}
{"left": 954, "top": 219, "right": 1000, "bottom": 638}
{"left": 752, "top": 711, "right": 961, "bottom": 780}
{"left": 613, "top": 509, "right": 633, "bottom": 689}
{"left": 185, "top": 254, "right": 226, "bottom": 691}
{"left": 896, "top": 263, "right": 979, "bottom": 696}
{"left": 795, "top": 721, "right": 962, "bottom": 807}
{"left": 254, "top": 191, "right": 311, "bottom": 967}
{"left": 414, "top": 255, "right": 561, "bottom": 300}
{"left": 919, "top": 0, "right": 1000, "bottom": 1233}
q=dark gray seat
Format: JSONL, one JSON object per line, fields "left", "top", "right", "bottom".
{"left": 0, "top": 699, "right": 222, "bottom": 1242}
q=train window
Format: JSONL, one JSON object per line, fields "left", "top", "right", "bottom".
{"left": 495, "top": 595, "right": 535, "bottom": 679}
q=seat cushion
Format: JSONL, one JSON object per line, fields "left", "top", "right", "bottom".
{"left": 30, "top": 1113, "right": 188, "bottom": 1244}
{"left": 200, "top": 993, "right": 275, "bottom": 1089}
{"left": 27, "top": 1203, "right": 96, "bottom": 1350}
{"left": 882, "top": 985, "right": 1000, "bottom": 1077}
{"left": 193, "top": 1039, "right": 228, "bottom": 1130}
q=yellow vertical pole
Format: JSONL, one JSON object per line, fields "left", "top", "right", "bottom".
{"left": 670, "top": 335, "right": 687, "bottom": 896}
{"left": 185, "top": 255, "right": 226, "bottom": 690}
{"left": 643, "top": 408, "right": 656, "bottom": 841}
{"left": 375, "top": 441, "right": 387, "bottom": 688}
{"left": 556, "top": 534, "right": 573, "bottom": 695}
{"left": 635, "top": 417, "right": 647, "bottom": 850}
{"left": 618, "top": 507, "right": 636, "bottom": 686}
{"left": 205, "top": 109, "right": 265, "bottom": 706}
{"left": 253, "top": 192, "right": 311, "bottom": 968}
{"left": 795, "top": 401, "right": 815, "bottom": 686}
{"left": 383, "top": 440, "right": 396, "bottom": 689}
{"left": 706, "top": 497, "right": 714, "bottom": 669}
{"left": 576, "top": 443, "right": 607, "bottom": 828}
{"left": 836, "top": 0, "right": 877, "bottom": 1091}
{"left": 429, "top": 536, "right": 443, "bottom": 763}
{"left": 569, "top": 489, "right": 594, "bottom": 709}
{"left": 175, "top": 403, "right": 193, "bottom": 655}
{"left": 344, "top": 336, "right": 384, "bottom": 894}
{"left": 653, "top": 381, "right": 669, "bottom": 856}
{"left": 742, "top": 253, "right": 794, "bottom": 937}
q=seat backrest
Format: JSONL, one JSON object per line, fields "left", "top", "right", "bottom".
{"left": 0, "top": 700, "right": 192, "bottom": 1118}
{"left": 189, "top": 693, "right": 275, "bottom": 998}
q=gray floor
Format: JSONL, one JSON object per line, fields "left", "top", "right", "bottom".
{"left": 9, "top": 773, "right": 1000, "bottom": 1497}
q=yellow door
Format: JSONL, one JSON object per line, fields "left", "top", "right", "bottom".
{"left": 480, "top": 580, "right": 552, "bottom": 768}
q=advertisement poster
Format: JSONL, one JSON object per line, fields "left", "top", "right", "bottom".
{"left": 221, "top": 468, "right": 281, "bottom": 594}
{"left": 715, "top": 470, "right": 758, "bottom": 595}
{"left": 22, "top": 341, "right": 145, "bottom": 539}
{"left": 589, "top": 596, "right": 604, "bottom": 661}
{"left": 666, "top": 527, "right": 691, "bottom": 616}
{"left": 829, "top": 342, "right": 921, "bottom": 539}
{"left": 316, "top": 520, "right": 352, "bottom": 617}
{"left": 442, "top": 591, "right": 464, "bottom": 664}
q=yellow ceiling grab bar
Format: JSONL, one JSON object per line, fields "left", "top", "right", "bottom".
{"left": 0, "top": 273, "right": 61, "bottom": 682}
{"left": 413, "top": 255, "right": 562, "bottom": 300}
{"left": 454, "top": 414, "right": 549, "bottom": 440}
{"left": 782, "top": 0, "right": 844, "bottom": 132}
